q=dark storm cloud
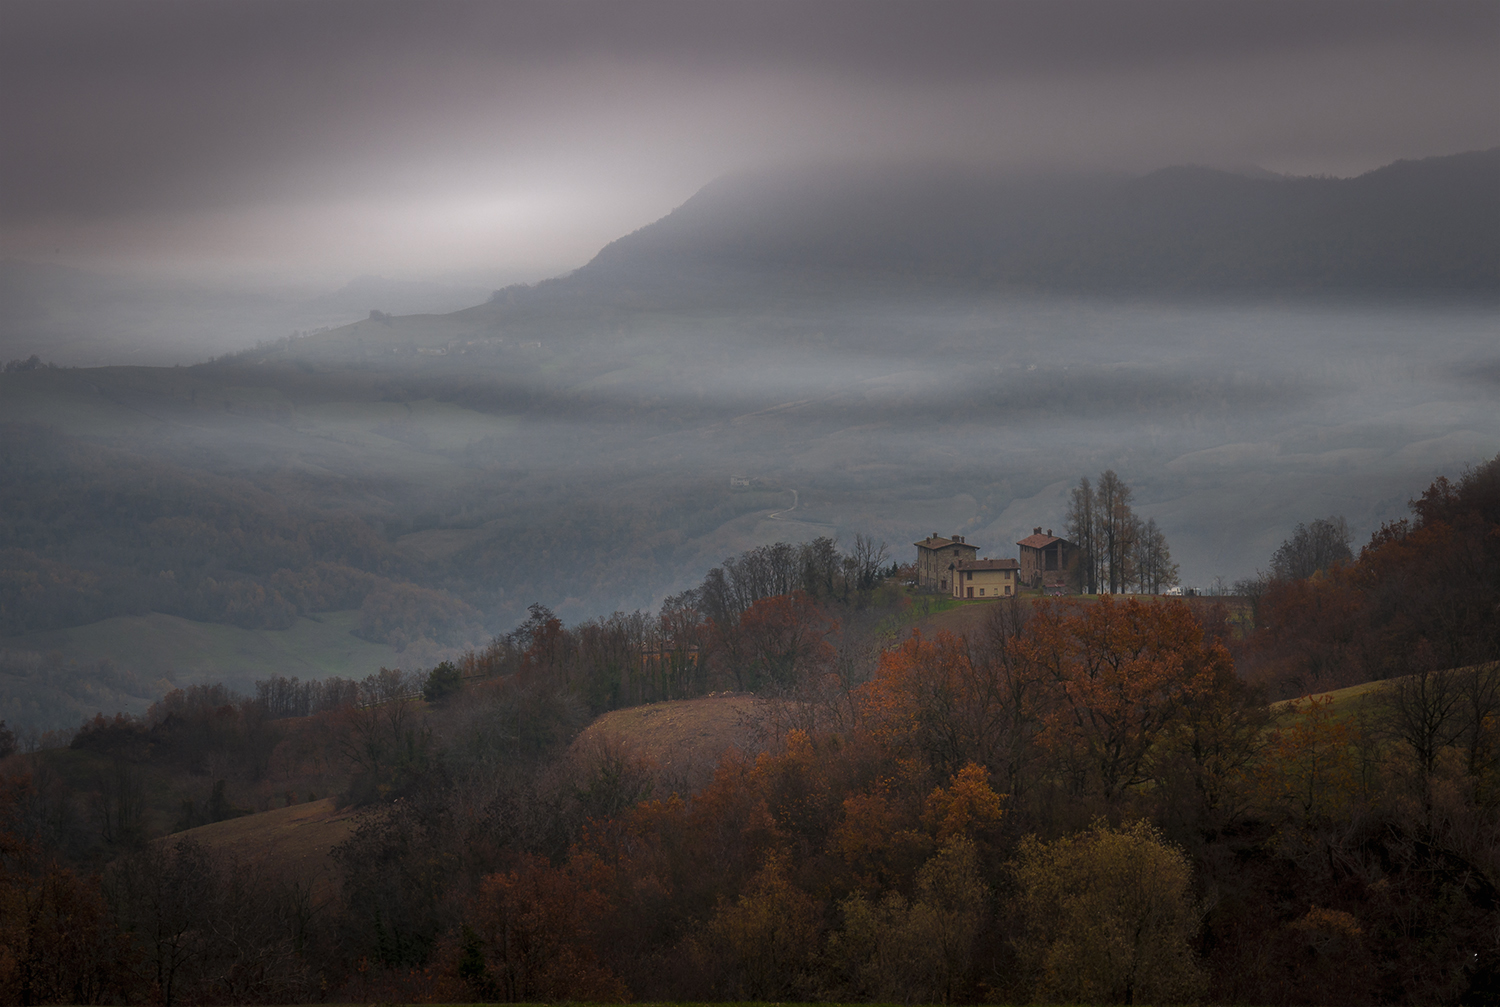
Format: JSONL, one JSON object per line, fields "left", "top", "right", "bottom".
{"left": 2, "top": 0, "right": 1496, "bottom": 275}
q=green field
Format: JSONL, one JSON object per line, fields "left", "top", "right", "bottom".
{"left": 1269, "top": 675, "right": 1429, "bottom": 725}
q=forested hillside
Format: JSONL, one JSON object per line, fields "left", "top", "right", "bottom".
{"left": 1241, "top": 454, "right": 1500, "bottom": 698}
{"left": 0, "top": 422, "right": 401, "bottom": 635}
{"left": 0, "top": 459, "right": 1497, "bottom": 1004}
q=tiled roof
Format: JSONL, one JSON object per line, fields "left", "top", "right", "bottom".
{"left": 957, "top": 558, "right": 1020, "bottom": 571}
{"left": 1017, "top": 533, "right": 1065, "bottom": 549}
{"left": 914, "top": 536, "right": 977, "bottom": 550}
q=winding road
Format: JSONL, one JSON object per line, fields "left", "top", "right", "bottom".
{"left": 767, "top": 488, "right": 798, "bottom": 520}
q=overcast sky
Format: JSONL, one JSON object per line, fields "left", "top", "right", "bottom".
{"left": 3, "top": 0, "right": 1496, "bottom": 285}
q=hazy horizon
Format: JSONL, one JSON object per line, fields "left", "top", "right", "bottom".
{"left": 1, "top": 0, "right": 1497, "bottom": 692}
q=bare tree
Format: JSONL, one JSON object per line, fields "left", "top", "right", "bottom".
{"left": 848, "top": 533, "right": 889, "bottom": 593}
{"left": 821, "top": 609, "right": 884, "bottom": 732}
{"left": 799, "top": 536, "right": 841, "bottom": 597}
{"left": 91, "top": 760, "right": 146, "bottom": 849}
{"left": 335, "top": 676, "right": 433, "bottom": 804}
{"left": 1455, "top": 661, "right": 1500, "bottom": 806}
{"left": 1094, "top": 470, "right": 1137, "bottom": 593}
{"left": 1379, "top": 651, "right": 1465, "bottom": 827}
{"left": 109, "top": 839, "right": 307, "bottom": 1006}
{"left": 1068, "top": 473, "right": 1174, "bottom": 594}
{"left": 1270, "top": 516, "right": 1353, "bottom": 581}
{"left": 1232, "top": 574, "right": 1270, "bottom": 628}
{"left": 1133, "top": 517, "right": 1180, "bottom": 594}
{"left": 971, "top": 596, "right": 1048, "bottom": 801}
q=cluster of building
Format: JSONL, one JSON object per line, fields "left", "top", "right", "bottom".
{"left": 914, "top": 528, "right": 1077, "bottom": 599}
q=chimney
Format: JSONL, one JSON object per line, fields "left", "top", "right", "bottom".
{"left": 1034, "top": 526, "right": 1042, "bottom": 535}
{"left": 932, "top": 532, "right": 938, "bottom": 540}
{"left": 1047, "top": 529, "right": 1053, "bottom": 537}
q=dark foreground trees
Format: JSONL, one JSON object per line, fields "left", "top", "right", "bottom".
{"left": 1242, "top": 455, "right": 1500, "bottom": 697}
{"left": 2, "top": 457, "right": 1499, "bottom": 1004}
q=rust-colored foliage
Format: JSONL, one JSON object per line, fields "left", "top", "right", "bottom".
{"left": 830, "top": 785, "right": 930, "bottom": 890}
{"left": 728, "top": 592, "right": 837, "bottom": 692}
{"left": 747, "top": 729, "right": 844, "bottom": 855}
{"left": 1241, "top": 454, "right": 1500, "bottom": 700}
{"left": 7, "top": 453, "right": 1496, "bottom": 1007}
{"left": 861, "top": 599, "right": 1235, "bottom": 806}
{"left": 461, "top": 851, "right": 629, "bottom": 1003}
{"left": 860, "top": 627, "right": 1045, "bottom": 783}
{"left": 0, "top": 774, "right": 128, "bottom": 1005}
{"left": 1245, "top": 570, "right": 1369, "bottom": 697}
{"left": 1030, "top": 597, "right": 1232, "bottom": 800}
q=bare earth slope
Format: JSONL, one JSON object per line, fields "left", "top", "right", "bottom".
{"left": 169, "top": 797, "right": 361, "bottom": 901}
{"left": 571, "top": 693, "right": 768, "bottom": 788}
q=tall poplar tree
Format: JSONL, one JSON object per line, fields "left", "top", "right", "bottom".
{"left": 1095, "top": 470, "right": 1135, "bottom": 594}
{"left": 1067, "top": 471, "right": 1177, "bottom": 593}
{"left": 1134, "top": 517, "right": 1180, "bottom": 594}
{"left": 1066, "top": 477, "right": 1099, "bottom": 594}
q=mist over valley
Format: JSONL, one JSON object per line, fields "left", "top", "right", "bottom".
{"left": 2, "top": 153, "right": 1496, "bottom": 729}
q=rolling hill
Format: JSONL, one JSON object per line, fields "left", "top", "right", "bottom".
{"left": 2, "top": 150, "right": 1497, "bottom": 733}
{"left": 566, "top": 149, "right": 1500, "bottom": 300}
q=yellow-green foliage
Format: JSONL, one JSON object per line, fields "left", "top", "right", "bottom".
{"left": 827, "top": 836, "right": 989, "bottom": 1005}
{"left": 1012, "top": 819, "right": 1206, "bottom": 1005}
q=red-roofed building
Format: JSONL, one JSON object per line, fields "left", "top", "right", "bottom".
{"left": 952, "top": 557, "right": 1020, "bottom": 599}
{"left": 1018, "top": 527, "right": 1076, "bottom": 591}
{"left": 913, "top": 533, "right": 977, "bottom": 592}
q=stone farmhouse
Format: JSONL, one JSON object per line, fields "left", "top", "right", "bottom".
{"left": 1018, "top": 527, "right": 1076, "bottom": 592}
{"left": 913, "top": 534, "right": 977, "bottom": 593}
{"left": 914, "top": 527, "right": 1077, "bottom": 597}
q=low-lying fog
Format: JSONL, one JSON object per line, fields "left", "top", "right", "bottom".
{"left": 0, "top": 261, "right": 501, "bottom": 366}
{"left": 448, "top": 293, "right": 1499, "bottom": 596}
{"left": 11, "top": 286, "right": 1493, "bottom": 622}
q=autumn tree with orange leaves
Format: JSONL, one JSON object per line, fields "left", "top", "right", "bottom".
{"left": 458, "top": 851, "right": 629, "bottom": 1003}
{"left": 860, "top": 597, "right": 1235, "bottom": 813}
{"left": 859, "top": 601, "right": 1049, "bottom": 789}
{"left": 719, "top": 592, "right": 836, "bottom": 693}
{"left": 1030, "top": 597, "right": 1233, "bottom": 802}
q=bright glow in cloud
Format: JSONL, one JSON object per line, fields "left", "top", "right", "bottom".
{"left": 2, "top": 1, "right": 1495, "bottom": 283}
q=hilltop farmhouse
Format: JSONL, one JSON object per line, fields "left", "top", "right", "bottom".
{"left": 952, "top": 557, "right": 1020, "bottom": 599}
{"left": 1018, "top": 527, "right": 1076, "bottom": 592}
{"left": 913, "top": 533, "right": 977, "bottom": 592}
{"left": 914, "top": 527, "right": 1077, "bottom": 597}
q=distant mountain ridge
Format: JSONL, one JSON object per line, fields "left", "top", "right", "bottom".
{"left": 557, "top": 148, "right": 1499, "bottom": 298}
